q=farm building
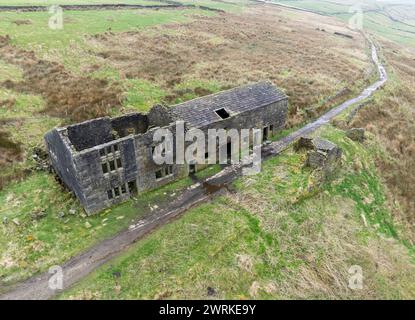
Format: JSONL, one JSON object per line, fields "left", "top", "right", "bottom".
{"left": 44, "top": 81, "right": 288, "bottom": 214}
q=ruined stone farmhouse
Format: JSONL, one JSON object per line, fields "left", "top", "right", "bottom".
{"left": 45, "top": 81, "right": 288, "bottom": 214}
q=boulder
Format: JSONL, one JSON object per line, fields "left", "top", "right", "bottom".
{"left": 31, "top": 210, "right": 47, "bottom": 220}
{"left": 32, "top": 146, "right": 50, "bottom": 171}
{"left": 346, "top": 128, "right": 365, "bottom": 142}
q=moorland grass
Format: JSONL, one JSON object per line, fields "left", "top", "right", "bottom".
{"left": 0, "top": 170, "right": 197, "bottom": 286}
{"left": 60, "top": 124, "right": 415, "bottom": 299}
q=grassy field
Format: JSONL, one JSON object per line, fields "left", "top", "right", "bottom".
{"left": 0, "top": 169, "right": 199, "bottom": 287}
{"left": 0, "top": 2, "right": 221, "bottom": 287}
{"left": 0, "top": 0, "right": 247, "bottom": 14}
{"left": 0, "top": 0, "right": 380, "bottom": 288}
{"left": 272, "top": 0, "right": 415, "bottom": 47}
{"left": 61, "top": 121, "right": 415, "bottom": 299}
{"left": 0, "top": 9, "right": 203, "bottom": 59}
{"left": 0, "top": 0, "right": 167, "bottom": 5}
{"left": 0, "top": 6, "right": 212, "bottom": 187}
{"left": 1, "top": 0, "right": 415, "bottom": 299}
{"left": 349, "top": 39, "right": 415, "bottom": 226}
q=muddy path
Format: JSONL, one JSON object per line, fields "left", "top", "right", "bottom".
{"left": 0, "top": 3, "right": 224, "bottom": 13}
{"left": 0, "top": 40, "right": 387, "bottom": 300}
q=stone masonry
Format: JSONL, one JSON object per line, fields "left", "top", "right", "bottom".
{"left": 45, "top": 81, "right": 289, "bottom": 214}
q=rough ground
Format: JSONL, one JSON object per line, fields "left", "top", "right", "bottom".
{"left": 0, "top": 127, "right": 22, "bottom": 165}
{"left": 0, "top": 42, "right": 386, "bottom": 300}
{"left": 0, "top": 5, "right": 371, "bottom": 126}
{"left": 0, "top": 3, "right": 223, "bottom": 13}
{"left": 350, "top": 39, "right": 415, "bottom": 224}
{"left": 0, "top": 35, "right": 122, "bottom": 122}
{"left": 0, "top": 2, "right": 379, "bottom": 131}
{"left": 88, "top": 5, "right": 371, "bottom": 125}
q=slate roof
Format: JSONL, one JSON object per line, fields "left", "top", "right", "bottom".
{"left": 170, "top": 81, "right": 288, "bottom": 128}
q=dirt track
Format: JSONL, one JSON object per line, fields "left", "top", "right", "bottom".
{"left": 0, "top": 41, "right": 387, "bottom": 300}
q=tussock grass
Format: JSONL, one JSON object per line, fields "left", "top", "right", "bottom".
{"left": 1, "top": 1, "right": 414, "bottom": 298}
{"left": 273, "top": 0, "right": 415, "bottom": 47}
{"left": 0, "top": 171, "right": 196, "bottom": 286}
{"left": 61, "top": 126, "right": 415, "bottom": 299}
{"left": 88, "top": 5, "right": 370, "bottom": 121}
{"left": 350, "top": 40, "right": 415, "bottom": 231}
{"left": 0, "top": 7, "right": 212, "bottom": 188}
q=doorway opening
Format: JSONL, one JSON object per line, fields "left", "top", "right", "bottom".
{"left": 263, "top": 126, "right": 269, "bottom": 142}
{"left": 189, "top": 164, "right": 196, "bottom": 174}
{"left": 128, "top": 180, "right": 137, "bottom": 194}
{"left": 227, "top": 142, "right": 232, "bottom": 164}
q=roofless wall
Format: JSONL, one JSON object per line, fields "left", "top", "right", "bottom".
{"left": 45, "top": 81, "right": 289, "bottom": 214}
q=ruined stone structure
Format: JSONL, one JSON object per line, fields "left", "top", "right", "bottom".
{"left": 45, "top": 81, "right": 288, "bottom": 214}
{"left": 295, "top": 135, "right": 342, "bottom": 178}
{"left": 305, "top": 138, "right": 342, "bottom": 170}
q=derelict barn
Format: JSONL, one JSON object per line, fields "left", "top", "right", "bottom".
{"left": 45, "top": 81, "right": 289, "bottom": 214}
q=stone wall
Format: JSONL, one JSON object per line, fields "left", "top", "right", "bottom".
{"left": 187, "top": 99, "right": 288, "bottom": 172}
{"left": 46, "top": 97, "right": 289, "bottom": 214}
{"left": 74, "top": 136, "right": 139, "bottom": 213}
{"left": 67, "top": 118, "right": 113, "bottom": 151}
{"left": 111, "top": 113, "right": 149, "bottom": 138}
{"left": 147, "top": 104, "right": 173, "bottom": 128}
{"left": 44, "top": 128, "right": 86, "bottom": 203}
{"left": 133, "top": 123, "right": 188, "bottom": 193}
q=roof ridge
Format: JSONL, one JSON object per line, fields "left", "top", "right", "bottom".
{"left": 171, "top": 80, "right": 277, "bottom": 109}
{"left": 170, "top": 81, "right": 288, "bottom": 128}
